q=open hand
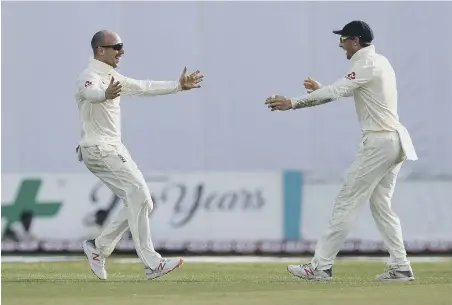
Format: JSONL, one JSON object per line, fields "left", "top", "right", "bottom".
{"left": 265, "top": 95, "right": 293, "bottom": 111}
{"left": 105, "top": 77, "right": 122, "bottom": 99}
{"left": 179, "top": 67, "right": 204, "bottom": 90}
{"left": 304, "top": 77, "right": 321, "bottom": 93}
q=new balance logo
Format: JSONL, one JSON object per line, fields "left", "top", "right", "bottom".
{"left": 92, "top": 253, "right": 101, "bottom": 262}
{"left": 158, "top": 262, "right": 167, "bottom": 271}
{"left": 146, "top": 262, "right": 166, "bottom": 275}
{"left": 304, "top": 268, "right": 314, "bottom": 276}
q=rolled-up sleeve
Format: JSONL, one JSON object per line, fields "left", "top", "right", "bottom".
{"left": 78, "top": 74, "right": 106, "bottom": 104}
{"left": 116, "top": 73, "right": 182, "bottom": 97}
{"left": 290, "top": 61, "right": 375, "bottom": 109}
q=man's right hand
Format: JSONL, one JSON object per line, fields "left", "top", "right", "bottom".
{"left": 304, "top": 77, "right": 322, "bottom": 93}
{"left": 105, "top": 77, "right": 122, "bottom": 100}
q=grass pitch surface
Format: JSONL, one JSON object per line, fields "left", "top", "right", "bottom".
{"left": 2, "top": 260, "right": 452, "bottom": 305}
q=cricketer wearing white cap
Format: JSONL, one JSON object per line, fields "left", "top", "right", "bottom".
{"left": 76, "top": 30, "right": 203, "bottom": 281}
{"left": 265, "top": 20, "right": 417, "bottom": 282}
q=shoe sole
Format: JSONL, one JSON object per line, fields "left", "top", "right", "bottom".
{"left": 376, "top": 277, "right": 415, "bottom": 282}
{"left": 82, "top": 240, "right": 106, "bottom": 281}
{"left": 287, "top": 266, "right": 332, "bottom": 281}
{"left": 147, "top": 258, "right": 184, "bottom": 280}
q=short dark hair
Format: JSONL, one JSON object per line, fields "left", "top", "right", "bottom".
{"left": 358, "top": 38, "right": 372, "bottom": 48}
{"left": 91, "top": 30, "right": 106, "bottom": 53}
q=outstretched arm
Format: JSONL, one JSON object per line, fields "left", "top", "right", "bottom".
{"left": 291, "top": 63, "right": 375, "bottom": 109}
{"left": 115, "top": 73, "right": 181, "bottom": 97}
{"left": 265, "top": 61, "right": 375, "bottom": 111}
{"left": 290, "top": 77, "right": 353, "bottom": 108}
{"left": 115, "top": 66, "right": 204, "bottom": 97}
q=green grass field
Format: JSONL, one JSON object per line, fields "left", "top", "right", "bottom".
{"left": 2, "top": 260, "right": 452, "bottom": 305}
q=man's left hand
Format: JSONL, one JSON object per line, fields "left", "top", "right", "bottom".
{"left": 265, "top": 95, "right": 293, "bottom": 111}
{"left": 179, "top": 66, "right": 204, "bottom": 90}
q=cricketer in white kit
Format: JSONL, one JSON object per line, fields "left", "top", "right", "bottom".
{"left": 75, "top": 30, "right": 204, "bottom": 280}
{"left": 265, "top": 21, "right": 417, "bottom": 282}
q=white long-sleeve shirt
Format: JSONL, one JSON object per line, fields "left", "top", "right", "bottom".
{"left": 75, "top": 59, "right": 181, "bottom": 147}
{"left": 290, "top": 45, "right": 418, "bottom": 161}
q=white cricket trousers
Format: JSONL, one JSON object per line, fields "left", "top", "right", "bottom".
{"left": 80, "top": 144, "right": 162, "bottom": 268}
{"left": 311, "top": 131, "right": 410, "bottom": 270}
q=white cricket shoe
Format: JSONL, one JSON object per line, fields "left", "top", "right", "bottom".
{"left": 144, "top": 257, "right": 184, "bottom": 280}
{"left": 376, "top": 267, "right": 415, "bottom": 282}
{"left": 287, "top": 263, "right": 333, "bottom": 281}
{"left": 82, "top": 239, "right": 107, "bottom": 280}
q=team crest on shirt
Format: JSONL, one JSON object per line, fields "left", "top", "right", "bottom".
{"left": 345, "top": 72, "right": 356, "bottom": 80}
{"left": 85, "top": 81, "right": 93, "bottom": 88}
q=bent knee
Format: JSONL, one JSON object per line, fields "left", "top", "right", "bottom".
{"left": 126, "top": 185, "right": 152, "bottom": 207}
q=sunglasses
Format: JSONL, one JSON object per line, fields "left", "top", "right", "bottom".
{"left": 340, "top": 35, "right": 364, "bottom": 43}
{"left": 99, "top": 43, "right": 123, "bottom": 51}
{"left": 339, "top": 36, "right": 354, "bottom": 43}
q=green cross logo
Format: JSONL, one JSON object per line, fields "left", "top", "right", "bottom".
{"left": 1, "top": 179, "right": 62, "bottom": 237}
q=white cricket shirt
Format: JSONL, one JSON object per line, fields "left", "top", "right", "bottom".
{"left": 290, "top": 45, "right": 418, "bottom": 160}
{"left": 75, "top": 59, "right": 181, "bottom": 147}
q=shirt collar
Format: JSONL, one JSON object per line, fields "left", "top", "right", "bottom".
{"left": 89, "top": 58, "right": 115, "bottom": 75}
{"left": 351, "top": 45, "right": 375, "bottom": 62}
